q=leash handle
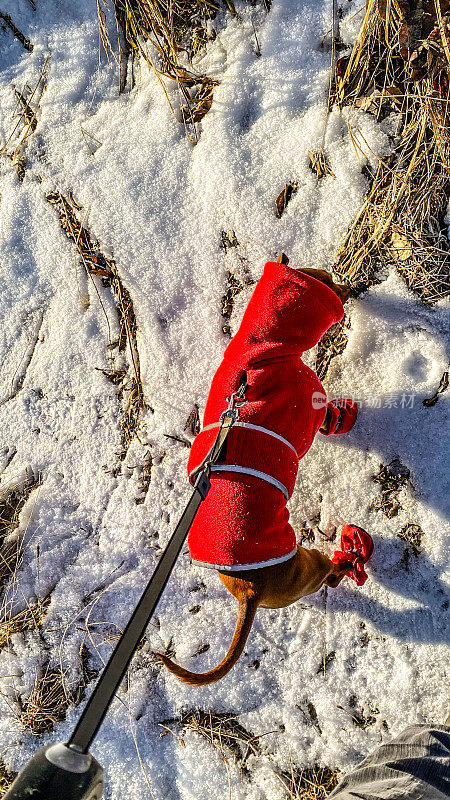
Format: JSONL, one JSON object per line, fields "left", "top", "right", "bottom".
{"left": 2, "top": 744, "right": 103, "bottom": 800}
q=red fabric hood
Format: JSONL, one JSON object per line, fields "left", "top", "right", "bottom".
{"left": 222, "top": 262, "right": 344, "bottom": 367}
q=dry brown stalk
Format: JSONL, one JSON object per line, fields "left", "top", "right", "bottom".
{"left": 45, "top": 191, "right": 146, "bottom": 458}
{"left": 333, "top": 0, "right": 450, "bottom": 302}
{"left": 0, "top": 11, "right": 33, "bottom": 52}
{"left": 0, "top": 57, "right": 49, "bottom": 181}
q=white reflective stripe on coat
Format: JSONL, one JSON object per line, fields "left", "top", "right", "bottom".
{"left": 200, "top": 420, "right": 298, "bottom": 457}
{"left": 188, "top": 464, "right": 290, "bottom": 500}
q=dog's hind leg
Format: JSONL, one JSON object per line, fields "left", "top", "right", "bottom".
{"left": 265, "top": 547, "right": 352, "bottom": 602}
{"left": 222, "top": 549, "right": 352, "bottom": 611}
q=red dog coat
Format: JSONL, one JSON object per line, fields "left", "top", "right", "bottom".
{"left": 187, "top": 261, "right": 357, "bottom": 570}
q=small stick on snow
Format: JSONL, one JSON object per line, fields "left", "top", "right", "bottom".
{"left": 321, "top": 586, "right": 328, "bottom": 677}
{"left": 0, "top": 12, "right": 33, "bottom": 52}
{"left": 250, "top": 17, "right": 261, "bottom": 57}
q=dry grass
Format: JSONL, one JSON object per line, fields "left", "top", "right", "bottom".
{"left": 0, "top": 57, "right": 49, "bottom": 181}
{"left": 276, "top": 764, "right": 340, "bottom": 800}
{"left": 17, "top": 644, "right": 96, "bottom": 736}
{"left": 315, "top": 317, "right": 351, "bottom": 381}
{"left": 114, "top": 0, "right": 222, "bottom": 74}
{"left": 0, "top": 762, "right": 16, "bottom": 797}
{"left": 135, "top": 448, "right": 153, "bottom": 504}
{"left": 18, "top": 665, "right": 74, "bottom": 735}
{"left": 161, "top": 711, "right": 340, "bottom": 798}
{"left": 333, "top": 0, "right": 450, "bottom": 302}
{"left": 0, "top": 470, "right": 40, "bottom": 587}
{"left": 0, "top": 471, "right": 52, "bottom": 683}
{"left": 370, "top": 457, "right": 410, "bottom": 517}
{"left": 221, "top": 270, "right": 244, "bottom": 335}
{"left": 0, "top": 536, "right": 22, "bottom": 589}
{"left": 296, "top": 702, "right": 323, "bottom": 734}
{"left": 398, "top": 522, "right": 424, "bottom": 555}
{"left": 46, "top": 190, "right": 146, "bottom": 458}
{"left": 160, "top": 709, "right": 262, "bottom": 770}
{"left": 100, "top": 0, "right": 230, "bottom": 139}
{"left": 220, "top": 230, "right": 240, "bottom": 252}
{"left": 0, "top": 597, "right": 50, "bottom": 651}
{"left": 0, "top": 472, "right": 79, "bottom": 738}
{"left": 337, "top": 694, "right": 379, "bottom": 729}
{"left": 308, "top": 150, "right": 336, "bottom": 180}
{"left": 0, "top": 471, "right": 39, "bottom": 538}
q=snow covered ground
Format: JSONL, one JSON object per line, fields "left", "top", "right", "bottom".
{"left": 0, "top": 0, "right": 449, "bottom": 797}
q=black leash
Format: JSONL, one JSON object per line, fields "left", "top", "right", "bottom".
{"left": 3, "top": 374, "right": 248, "bottom": 800}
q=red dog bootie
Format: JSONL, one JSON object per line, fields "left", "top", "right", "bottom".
{"left": 332, "top": 524, "right": 374, "bottom": 586}
{"left": 320, "top": 399, "right": 358, "bottom": 435}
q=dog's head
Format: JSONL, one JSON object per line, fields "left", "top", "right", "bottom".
{"left": 298, "top": 268, "right": 351, "bottom": 304}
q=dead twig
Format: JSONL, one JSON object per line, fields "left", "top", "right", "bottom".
{"left": 0, "top": 11, "right": 33, "bottom": 52}
{"left": 423, "top": 369, "right": 449, "bottom": 405}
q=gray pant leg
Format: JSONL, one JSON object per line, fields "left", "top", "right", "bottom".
{"left": 328, "top": 725, "right": 450, "bottom": 800}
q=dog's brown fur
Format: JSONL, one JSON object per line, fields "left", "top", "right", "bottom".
{"left": 157, "top": 257, "right": 352, "bottom": 685}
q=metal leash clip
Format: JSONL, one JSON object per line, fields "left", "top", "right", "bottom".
{"left": 220, "top": 387, "right": 248, "bottom": 424}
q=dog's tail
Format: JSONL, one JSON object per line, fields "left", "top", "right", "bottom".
{"left": 156, "top": 592, "right": 258, "bottom": 685}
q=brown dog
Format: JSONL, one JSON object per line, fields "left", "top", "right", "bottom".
{"left": 157, "top": 258, "right": 359, "bottom": 685}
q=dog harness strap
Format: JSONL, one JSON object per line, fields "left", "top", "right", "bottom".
{"left": 210, "top": 464, "right": 289, "bottom": 499}
{"left": 201, "top": 420, "right": 298, "bottom": 456}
